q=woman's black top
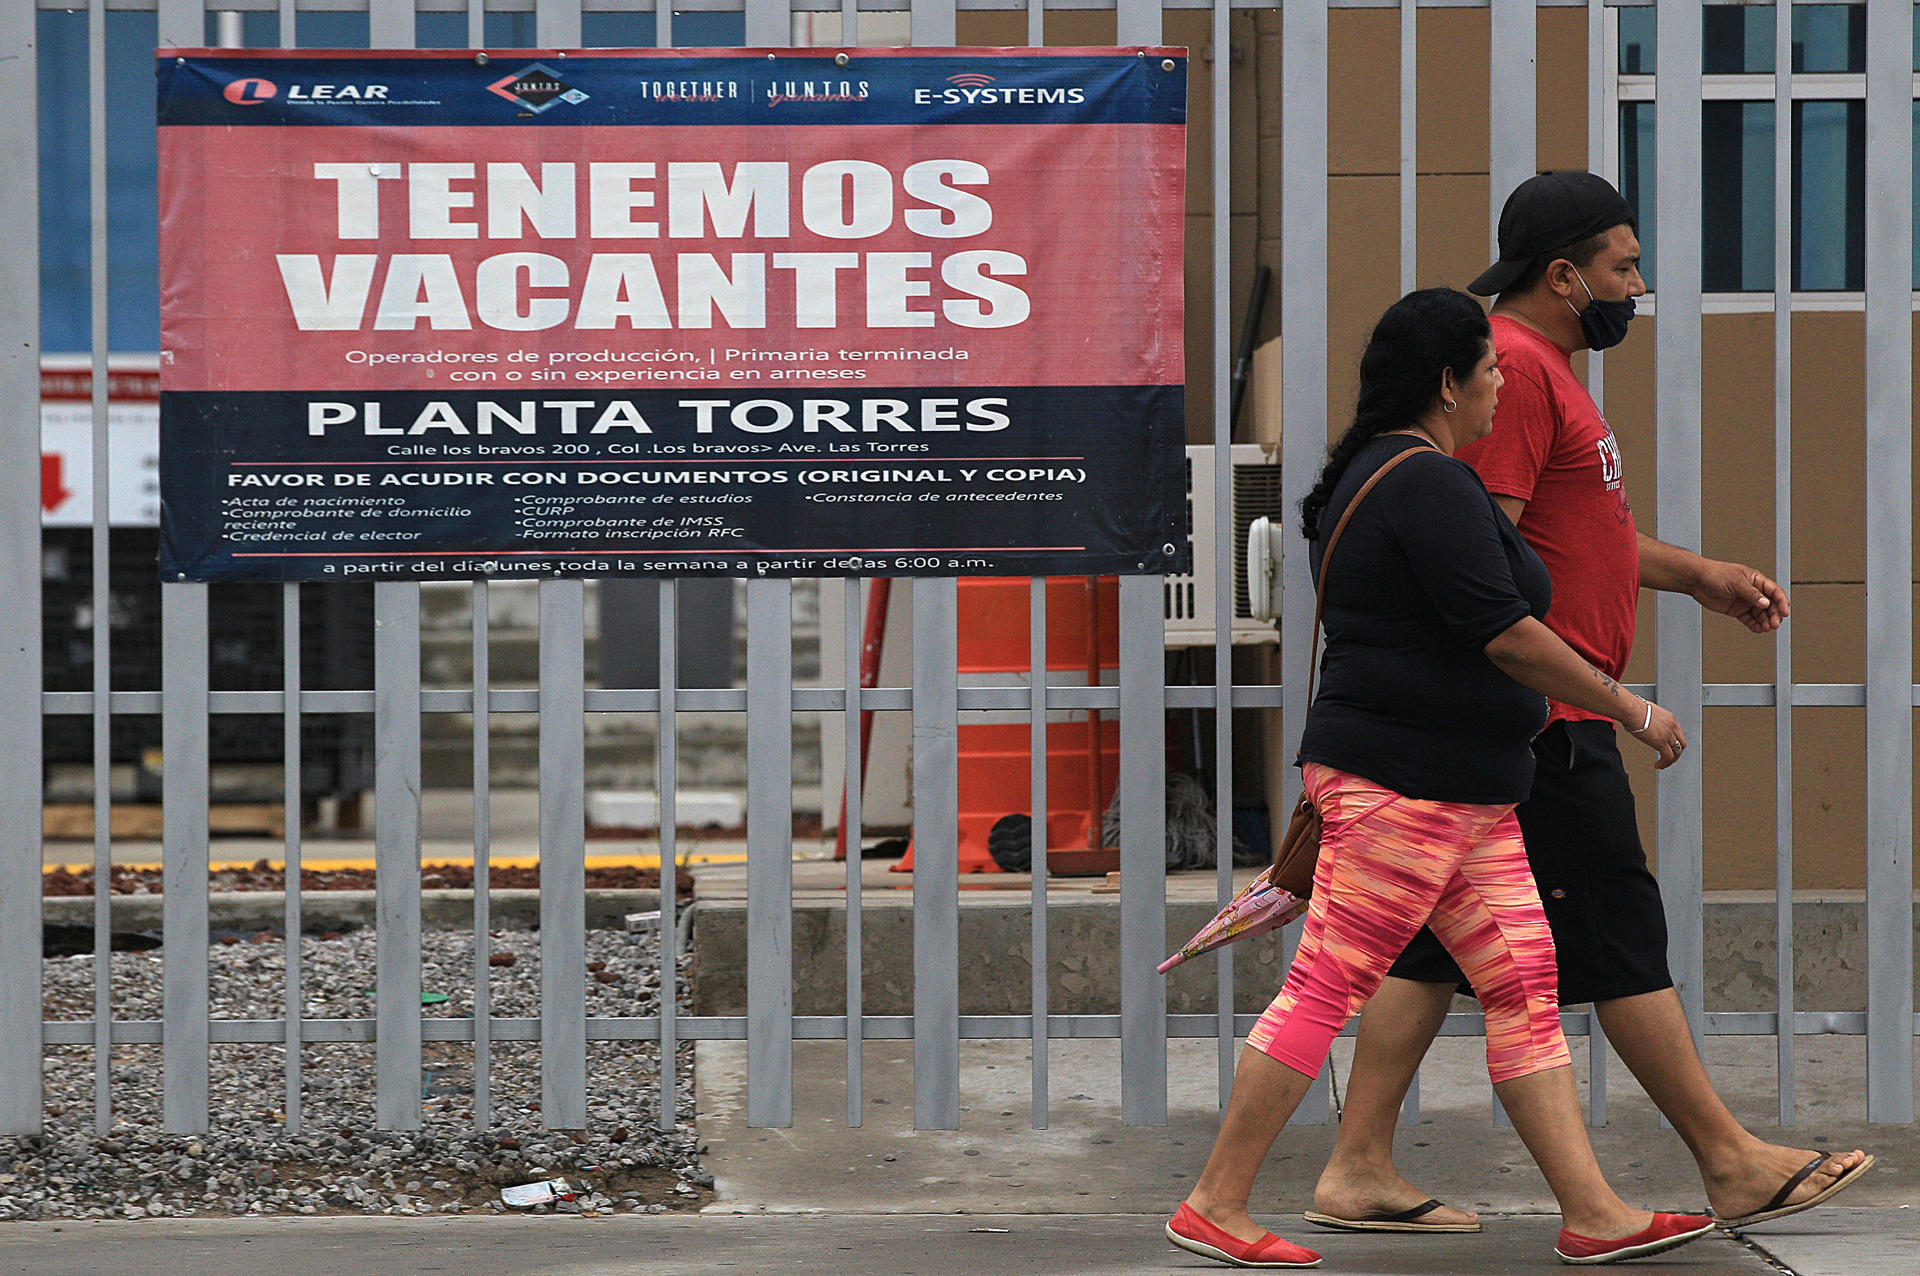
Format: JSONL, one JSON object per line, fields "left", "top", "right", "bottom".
{"left": 1296, "top": 434, "right": 1553, "bottom": 805}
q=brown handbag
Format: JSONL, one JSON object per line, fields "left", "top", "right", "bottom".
{"left": 1271, "top": 444, "right": 1435, "bottom": 898}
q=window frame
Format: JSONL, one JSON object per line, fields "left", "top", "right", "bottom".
{"left": 1604, "top": 5, "right": 1920, "bottom": 314}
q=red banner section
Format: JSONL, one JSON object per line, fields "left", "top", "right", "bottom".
{"left": 161, "top": 124, "right": 1183, "bottom": 394}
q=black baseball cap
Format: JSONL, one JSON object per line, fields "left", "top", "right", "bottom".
{"left": 1468, "top": 170, "right": 1637, "bottom": 297}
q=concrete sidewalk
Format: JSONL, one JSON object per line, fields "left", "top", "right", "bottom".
{"left": 0, "top": 1038, "right": 1909, "bottom": 1275}
{"left": 0, "top": 1212, "right": 1778, "bottom": 1275}
{"left": 689, "top": 1031, "right": 1918, "bottom": 1275}
{"left": 0, "top": 1210, "right": 1902, "bottom": 1274}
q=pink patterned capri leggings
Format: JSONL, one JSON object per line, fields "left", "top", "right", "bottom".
{"left": 1248, "top": 763, "right": 1571, "bottom": 1084}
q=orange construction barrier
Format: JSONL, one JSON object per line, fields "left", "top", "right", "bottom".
{"left": 955, "top": 576, "right": 1119, "bottom": 673}
{"left": 895, "top": 576, "right": 1120, "bottom": 874}
{"left": 893, "top": 719, "right": 1122, "bottom": 873}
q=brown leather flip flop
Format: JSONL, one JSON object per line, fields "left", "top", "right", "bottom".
{"left": 1301, "top": 1199, "right": 1481, "bottom": 1234}
{"left": 1715, "top": 1152, "right": 1876, "bottom": 1229}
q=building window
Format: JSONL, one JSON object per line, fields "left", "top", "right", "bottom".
{"left": 35, "top": 9, "right": 749, "bottom": 353}
{"left": 1613, "top": 3, "right": 1911, "bottom": 298}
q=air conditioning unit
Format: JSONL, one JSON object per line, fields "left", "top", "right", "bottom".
{"left": 1163, "top": 443, "right": 1283, "bottom": 648}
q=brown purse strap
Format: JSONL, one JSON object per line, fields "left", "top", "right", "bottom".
{"left": 1303, "top": 442, "right": 1438, "bottom": 706}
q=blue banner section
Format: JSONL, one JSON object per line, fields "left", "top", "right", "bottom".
{"left": 159, "top": 386, "right": 1189, "bottom": 582}
{"left": 156, "top": 51, "right": 1187, "bottom": 129}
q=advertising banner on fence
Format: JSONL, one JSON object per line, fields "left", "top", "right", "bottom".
{"left": 156, "top": 47, "right": 1188, "bottom": 582}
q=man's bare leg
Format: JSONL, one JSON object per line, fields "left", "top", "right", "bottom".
{"left": 1311, "top": 977, "right": 1479, "bottom": 1226}
{"left": 1593, "top": 988, "right": 1869, "bottom": 1218}
{"left": 1319, "top": 980, "right": 1868, "bottom": 1224}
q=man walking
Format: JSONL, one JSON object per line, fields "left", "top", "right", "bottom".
{"left": 1307, "top": 171, "right": 1872, "bottom": 1235}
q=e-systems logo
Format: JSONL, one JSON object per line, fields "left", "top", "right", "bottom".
{"left": 912, "top": 73, "right": 1086, "bottom": 107}
{"left": 223, "top": 78, "right": 277, "bottom": 106}
{"left": 486, "top": 63, "right": 590, "bottom": 114}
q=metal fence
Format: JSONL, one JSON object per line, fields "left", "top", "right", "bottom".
{"left": 0, "top": 0, "right": 1914, "bottom": 1142}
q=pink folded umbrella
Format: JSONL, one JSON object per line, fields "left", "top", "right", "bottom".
{"left": 1158, "top": 866, "right": 1309, "bottom": 974}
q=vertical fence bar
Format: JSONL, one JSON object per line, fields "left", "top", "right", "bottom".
{"left": 1398, "top": 0, "right": 1416, "bottom": 296}
{"left": 1770, "top": 0, "right": 1796, "bottom": 1127}
{"left": 907, "top": 0, "right": 960, "bottom": 1136}
{"left": 373, "top": 583, "right": 422, "bottom": 1130}
{"left": 536, "top": 0, "right": 582, "bottom": 48}
{"left": 1582, "top": 0, "right": 1610, "bottom": 1126}
{"left": 156, "top": 0, "right": 209, "bottom": 1142}
{"left": 0, "top": 0, "right": 43, "bottom": 1138}
{"left": 1279, "top": 0, "right": 1328, "bottom": 842}
{"left": 1118, "top": 581, "right": 1168, "bottom": 1126}
{"left": 658, "top": 580, "right": 681, "bottom": 1132}
{"left": 1279, "top": 0, "right": 1331, "bottom": 1126}
{"left": 1028, "top": 578, "right": 1048, "bottom": 1129}
{"left": 540, "top": 581, "right": 588, "bottom": 1130}
{"left": 1210, "top": 0, "right": 1237, "bottom": 1111}
{"left": 88, "top": 0, "right": 114, "bottom": 1138}
{"left": 843, "top": 581, "right": 864, "bottom": 1127}
{"left": 281, "top": 588, "right": 303, "bottom": 1133}
{"left": 911, "top": 0, "right": 955, "bottom": 48}
{"left": 1585, "top": 0, "right": 1606, "bottom": 415}
{"left": 161, "top": 583, "right": 211, "bottom": 1134}
{"left": 1487, "top": 0, "right": 1536, "bottom": 249}
{"left": 1394, "top": 0, "right": 1420, "bottom": 1125}
{"left": 745, "top": 0, "right": 789, "bottom": 49}
{"left": 651, "top": 0, "right": 679, "bottom": 1137}
{"left": 1862, "top": 0, "right": 1915, "bottom": 1124}
{"left": 472, "top": 583, "right": 492, "bottom": 1131}
{"left": 1118, "top": 0, "right": 1167, "bottom": 1138}
{"left": 368, "top": 0, "right": 412, "bottom": 51}
{"left": 275, "top": 0, "right": 304, "bottom": 1135}
{"left": 1483, "top": 0, "right": 1536, "bottom": 1137}
{"left": 1652, "top": 0, "right": 1706, "bottom": 1052}
{"left": 368, "top": 0, "right": 422, "bottom": 1138}
{"left": 912, "top": 579, "right": 960, "bottom": 1130}
{"left": 746, "top": 579, "right": 795, "bottom": 1127}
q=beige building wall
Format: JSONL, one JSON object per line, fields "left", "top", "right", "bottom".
{"left": 961, "top": 9, "right": 1915, "bottom": 891}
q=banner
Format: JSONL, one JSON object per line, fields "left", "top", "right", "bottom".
{"left": 157, "top": 48, "right": 1188, "bottom": 581}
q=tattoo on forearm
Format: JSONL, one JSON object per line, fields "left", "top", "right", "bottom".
{"left": 1588, "top": 666, "right": 1622, "bottom": 700}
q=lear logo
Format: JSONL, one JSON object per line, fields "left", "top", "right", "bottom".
{"left": 223, "top": 78, "right": 277, "bottom": 106}
{"left": 486, "top": 63, "right": 590, "bottom": 114}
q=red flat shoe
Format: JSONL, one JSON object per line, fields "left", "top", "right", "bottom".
{"left": 1555, "top": 1213, "right": 1715, "bottom": 1265}
{"left": 1165, "top": 1202, "right": 1323, "bottom": 1269}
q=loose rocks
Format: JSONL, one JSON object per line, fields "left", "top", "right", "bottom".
{"left": 6, "top": 926, "right": 706, "bottom": 1221}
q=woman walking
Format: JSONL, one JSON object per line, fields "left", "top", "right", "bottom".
{"left": 1166, "top": 288, "right": 1711, "bottom": 1269}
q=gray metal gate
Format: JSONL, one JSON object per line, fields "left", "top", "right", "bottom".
{"left": 0, "top": 0, "right": 1913, "bottom": 1142}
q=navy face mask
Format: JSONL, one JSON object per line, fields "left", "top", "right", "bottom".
{"left": 1568, "top": 268, "right": 1634, "bottom": 350}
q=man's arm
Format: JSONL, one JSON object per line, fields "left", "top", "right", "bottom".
{"left": 1638, "top": 531, "right": 1789, "bottom": 634}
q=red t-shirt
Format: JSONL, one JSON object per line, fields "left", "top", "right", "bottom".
{"left": 1456, "top": 315, "right": 1639, "bottom": 725}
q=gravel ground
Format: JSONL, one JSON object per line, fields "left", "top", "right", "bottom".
{"left": 3, "top": 926, "right": 708, "bottom": 1222}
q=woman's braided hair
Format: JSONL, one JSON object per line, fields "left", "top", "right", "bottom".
{"left": 1299, "top": 287, "right": 1492, "bottom": 541}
